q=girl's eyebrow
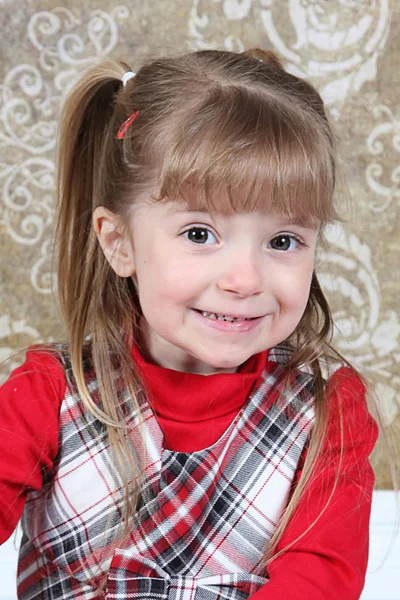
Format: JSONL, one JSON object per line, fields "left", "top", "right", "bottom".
{"left": 275, "top": 217, "right": 320, "bottom": 231}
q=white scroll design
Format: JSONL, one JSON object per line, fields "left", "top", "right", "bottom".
{"left": 1, "top": 5, "right": 129, "bottom": 299}
{"left": 318, "top": 224, "right": 400, "bottom": 424}
{"left": 365, "top": 105, "right": 400, "bottom": 213}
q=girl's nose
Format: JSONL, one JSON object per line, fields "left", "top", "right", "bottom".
{"left": 217, "top": 252, "right": 263, "bottom": 297}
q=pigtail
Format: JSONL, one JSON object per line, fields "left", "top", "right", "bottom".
{"left": 56, "top": 62, "right": 123, "bottom": 346}
{"left": 55, "top": 61, "right": 139, "bottom": 424}
{"left": 263, "top": 273, "right": 342, "bottom": 564}
{"left": 54, "top": 62, "right": 145, "bottom": 586}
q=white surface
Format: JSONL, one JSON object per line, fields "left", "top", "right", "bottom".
{"left": 0, "top": 527, "right": 21, "bottom": 600}
{"left": 360, "top": 491, "right": 400, "bottom": 600}
{"left": 0, "top": 491, "right": 399, "bottom": 599}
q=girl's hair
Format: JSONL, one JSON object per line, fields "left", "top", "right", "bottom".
{"left": 53, "top": 47, "right": 377, "bottom": 583}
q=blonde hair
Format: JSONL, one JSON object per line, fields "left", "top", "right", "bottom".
{"left": 52, "top": 47, "right": 379, "bottom": 585}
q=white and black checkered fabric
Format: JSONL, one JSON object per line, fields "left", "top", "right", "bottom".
{"left": 17, "top": 344, "right": 317, "bottom": 599}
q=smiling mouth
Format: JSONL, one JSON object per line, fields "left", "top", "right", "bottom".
{"left": 194, "top": 309, "right": 259, "bottom": 322}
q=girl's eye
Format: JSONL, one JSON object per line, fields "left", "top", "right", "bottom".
{"left": 182, "top": 227, "right": 217, "bottom": 245}
{"left": 268, "top": 234, "right": 302, "bottom": 251}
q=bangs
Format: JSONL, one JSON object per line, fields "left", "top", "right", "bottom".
{"left": 152, "top": 87, "right": 337, "bottom": 227}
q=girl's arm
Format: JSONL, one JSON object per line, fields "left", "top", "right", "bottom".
{"left": 0, "top": 350, "right": 65, "bottom": 543}
{"left": 251, "top": 366, "right": 378, "bottom": 600}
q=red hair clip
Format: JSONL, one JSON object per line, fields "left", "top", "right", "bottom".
{"left": 117, "top": 110, "right": 140, "bottom": 139}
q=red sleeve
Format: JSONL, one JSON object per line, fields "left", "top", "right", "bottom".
{"left": 0, "top": 348, "right": 66, "bottom": 544}
{"left": 252, "top": 366, "right": 379, "bottom": 600}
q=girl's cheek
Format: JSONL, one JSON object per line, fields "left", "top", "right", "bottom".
{"left": 277, "top": 267, "right": 312, "bottom": 292}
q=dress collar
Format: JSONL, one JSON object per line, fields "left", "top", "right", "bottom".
{"left": 131, "top": 340, "right": 268, "bottom": 451}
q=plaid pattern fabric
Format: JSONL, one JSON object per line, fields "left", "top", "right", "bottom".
{"left": 17, "top": 344, "right": 317, "bottom": 600}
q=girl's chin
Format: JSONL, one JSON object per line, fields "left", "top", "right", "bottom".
{"left": 188, "top": 352, "right": 253, "bottom": 375}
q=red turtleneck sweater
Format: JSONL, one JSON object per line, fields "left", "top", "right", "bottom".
{"left": 0, "top": 343, "right": 378, "bottom": 599}
{"left": 131, "top": 340, "right": 269, "bottom": 452}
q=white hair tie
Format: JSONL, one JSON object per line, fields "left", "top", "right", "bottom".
{"left": 122, "top": 71, "right": 136, "bottom": 87}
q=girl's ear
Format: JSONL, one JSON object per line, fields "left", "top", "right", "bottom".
{"left": 92, "top": 206, "right": 135, "bottom": 277}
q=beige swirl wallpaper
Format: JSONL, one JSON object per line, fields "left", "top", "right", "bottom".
{"left": 0, "top": 1, "right": 399, "bottom": 488}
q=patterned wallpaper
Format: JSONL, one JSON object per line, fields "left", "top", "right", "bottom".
{"left": 0, "top": 1, "right": 398, "bottom": 488}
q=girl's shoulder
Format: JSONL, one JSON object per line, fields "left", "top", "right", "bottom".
{"left": 0, "top": 344, "right": 69, "bottom": 544}
{"left": 1, "top": 343, "right": 68, "bottom": 406}
{"left": 268, "top": 342, "right": 371, "bottom": 420}
{"left": 269, "top": 345, "right": 378, "bottom": 462}
{"left": 1, "top": 339, "right": 97, "bottom": 417}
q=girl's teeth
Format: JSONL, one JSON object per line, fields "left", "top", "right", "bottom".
{"left": 200, "top": 311, "right": 246, "bottom": 322}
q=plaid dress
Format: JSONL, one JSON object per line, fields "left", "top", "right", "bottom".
{"left": 17, "top": 344, "right": 317, "bottom": 600}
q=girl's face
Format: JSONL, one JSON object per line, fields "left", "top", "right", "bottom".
{"left": 126, "top": 198, "right": 319, "bottom": 375}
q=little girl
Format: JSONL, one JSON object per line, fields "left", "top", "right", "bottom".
{"left": 0, "top": 48, "right": 379, "bottom": 600}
